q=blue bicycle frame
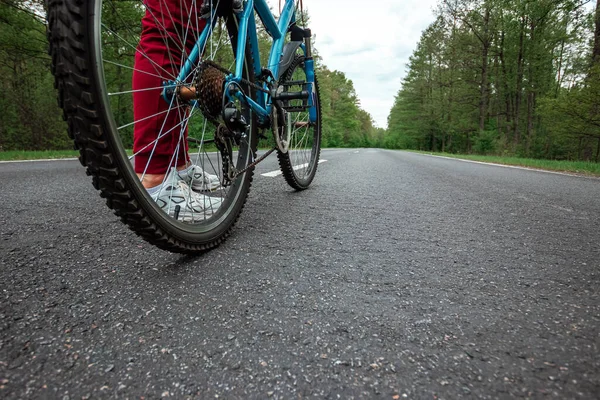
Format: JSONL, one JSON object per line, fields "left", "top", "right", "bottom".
{"left": 166, "top": 0, "right": 316, "bottom": 125}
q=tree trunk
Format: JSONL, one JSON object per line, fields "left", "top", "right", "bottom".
{"left": 514, "top": 16, "right": 526, "bottom": 149}
{"left": 467, "top": 131, "right": 471, "bottom": 153}
{"left": 499, "top": 29, "right": 512, "bottom": 146}
{"left": 447, "top": 18, "right": 457, "bottom": 154}
{"left": 556, "top": 37, "right": 566, "bottom": 97}
{"left": 593, "top": 0, "right": 600, "bottom": 65}
{"left": 428, "top": 53, "right": 434, "bottom": 151}
{"left": 526, "top": 91, "right": 535, "bottom": 155}
{"left": 526, "top": 20, "right": 536, "bottom": 156}
{"left": 479, "top": 7, "right": 491, "bottom": 135}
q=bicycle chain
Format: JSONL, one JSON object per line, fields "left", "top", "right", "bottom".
{"left": 199, "top": 61, "right": 278, "bottom": 179}
{"left": 231, "top": 147, "right": 276, "bottom": 179}
{"left": 193, "top": 61, "right": 277, "bottom": 180}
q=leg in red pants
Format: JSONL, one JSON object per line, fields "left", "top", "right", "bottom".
{"left": 132, "top": 0, "right": 205, "bottom": 187}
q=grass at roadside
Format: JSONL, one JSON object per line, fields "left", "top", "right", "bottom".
{"left": 0, "top": 150, "right": 80, "bottom": 161}
{"left": 410, "top": 151, "right": 600, "bottom": 176}
{"left": 0, "top": 147, "right": 271, "bottom": 162}
{"left": 0, "top": 149, "right": 140, "bottom": 161}
{"left": 3, "top": 149, "right": 599, "bottom": 177}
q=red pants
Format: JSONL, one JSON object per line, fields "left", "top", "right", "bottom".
{"left": 133, "top": 0, "right": 205, "bottom": 174}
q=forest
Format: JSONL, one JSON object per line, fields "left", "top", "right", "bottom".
{"left": 0, "top": 0, "right": 382, "bottom": 152}
{"left": 387, "top": 0, "right": 600, "bottom": 161}
{"left": 2, "top": 0, "right": 600, "bottom": 162}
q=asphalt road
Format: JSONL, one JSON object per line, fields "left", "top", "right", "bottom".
{"left": 1, "top": 149, "right": 599, "bottom": 399}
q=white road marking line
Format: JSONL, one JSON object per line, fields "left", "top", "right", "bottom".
{"left": 261, "top": 159, "right": 328, "bottom": 177}
{"left": 422, "top": 154, "right": 599, "bottom": 178}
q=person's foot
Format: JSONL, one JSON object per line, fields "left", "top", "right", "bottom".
{"left": 179, "top": 164, "right": 221, "bottom": 192}
{"left": 150, "top": 168, "right": 222, "bottom": 221}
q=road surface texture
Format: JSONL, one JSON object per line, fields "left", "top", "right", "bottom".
{"left": 1, "top": 149, "right": 599, "bottom": 399}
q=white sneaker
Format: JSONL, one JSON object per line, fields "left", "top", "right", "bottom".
{"left": 151, "top": 169, "right": 222, "bottom": 221}
{"left": 179, "top": 164, "right": 221, "bottom": 192}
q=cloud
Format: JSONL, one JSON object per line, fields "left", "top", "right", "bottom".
{"left": 267, "top": 0, "right": 438, "bottom": 128}
{"left": 332, "top": 43, "right": 376, "bottom": 58}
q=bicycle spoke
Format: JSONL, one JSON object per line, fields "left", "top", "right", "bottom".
{"left": 108, "top": 85, "right": 167, "bottom": 96}
{"left": 48, "top": 0, "right": 261, "bottom": 251}
{"left": 106, "top": 0, "right": 185, "bottom": 65}
{"left": 118, "top": 105, "right": 186, "bottom": 131}
{"left": 102, "top": 0, "right": 251, "bottom": 222}
{"left": 190, "top": 120, "right": 223, "bottom": 194}
{"left": 139, "top": 94, "right": 181, "bottom": 181}
{"left": 104, "top": 59, "right": 169, "bottom": 81}
{"left": 101, "top": 22, "right": 176, "bottom": 80}
{"left": 131, "top": 106, "right": 201, "bottom": 160}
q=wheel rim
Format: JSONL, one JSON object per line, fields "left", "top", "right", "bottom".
{"left": 92, "top": 0, "right": 253, "bottom": 233}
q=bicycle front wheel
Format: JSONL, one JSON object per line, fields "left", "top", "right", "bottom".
{"left": 47, "top": 0, "right": 257, "bottom": 253}
{"left": 277, "top": 55, "right": 322, "bottom": 190}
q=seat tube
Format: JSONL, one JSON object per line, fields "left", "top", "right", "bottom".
{"left": 235, "top": 0, "right": 254, "bottom": 79}
{"left": 266, "top": 0, "right": 294, "bottom": 79}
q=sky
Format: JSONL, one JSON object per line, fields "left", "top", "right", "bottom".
{"left": 269, "top": 0, "right": 440, "bottom": 128}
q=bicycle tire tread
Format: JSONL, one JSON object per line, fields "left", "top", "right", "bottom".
{"left": 277, "top": 56, "right": 322, "bottom": 190}
{"left": 46, "top": 0, "right": 256, "bottom": 253}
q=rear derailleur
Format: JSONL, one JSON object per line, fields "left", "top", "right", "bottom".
{"left": 214, "top": 125, "right": 237, "bottom": 188}
{"left": 215, "top": 100, "right": 250, "bottom": 186}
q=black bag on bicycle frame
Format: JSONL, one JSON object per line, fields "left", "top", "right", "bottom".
{"left": 200, "top": 0, "right": 243, "bottom": 18}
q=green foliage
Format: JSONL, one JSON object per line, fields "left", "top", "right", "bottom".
{"left": 385, "top": 0, "right": 600, "bottom": 162}
{"left": 473, "top": 130, "right": 497, "bottom": 154}
{"left": 0, "top": 2, "right": 378, "bottom": 152}
{"left": 0, "top": 0, "right": 70, "bottom": 151}
{"left": 317, "top": 68, "right": 378, "bottom": 148}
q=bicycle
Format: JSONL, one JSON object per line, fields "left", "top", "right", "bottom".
{"left": 46, "top": 0, "right": 322, "bottom": 253}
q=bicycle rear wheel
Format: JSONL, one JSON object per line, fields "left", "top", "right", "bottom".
{"left": 47, "top": 0, "right": 256, "bottom": 253}
{"left": 277, "top": 55, "right": 322, "bottom": 190}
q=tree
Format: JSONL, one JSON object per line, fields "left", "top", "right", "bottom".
{"left": 0, "top": 2, "right": 378, "bottom": 152}
{"left": 386, "top": 0, "right": 599, "bottom": 161}
{"left": 0, "top": 0, "right": 70, "bottom": 150}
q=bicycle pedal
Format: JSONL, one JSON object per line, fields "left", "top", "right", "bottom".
{"left": 272, "top": 90, "right": 309, "bottom": 102}
{"left": 282, "top": 105, "right": 309, "bottom": 113}
{"left": 280, "top": 80, "right": 307, "bottom": 86}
